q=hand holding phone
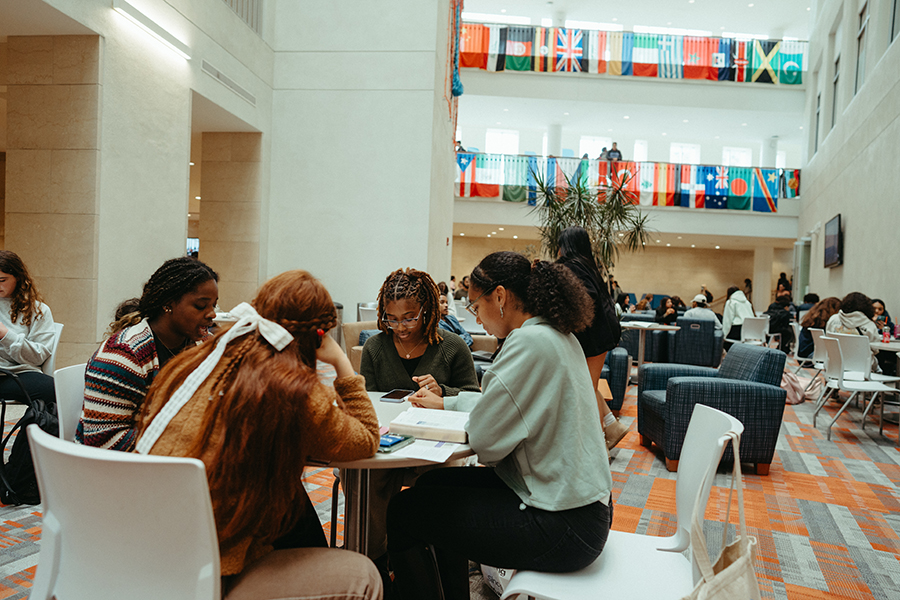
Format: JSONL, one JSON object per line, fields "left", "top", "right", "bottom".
{"left": 381, "top": 389, "right": 414, "bottom": 403}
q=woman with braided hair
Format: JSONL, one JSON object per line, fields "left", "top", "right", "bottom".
{"left": 358, "top": 267, "right": 479, "bottom": 586}
{"left": 76, "top": 257, "right": 219, "bottom": 450}
{"left": 134, "top": 270, "right": 382, "bottom": 599}
{"left": 388, "top": 252, "right": 614, "bottom": 600}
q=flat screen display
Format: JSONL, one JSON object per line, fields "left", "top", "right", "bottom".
{"left": 824, "top": 215, "right": 842, "bottom": 268}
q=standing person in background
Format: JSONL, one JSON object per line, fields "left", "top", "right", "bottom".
{"left": 76, "top": 257, "right": 219, "bottom": 451}
{"left": 723, "top": 285, "right": 755, "bottom": 350}
{"left": 448, "top": 275, "right": 457, "bottom": 293}
{"left": 555, "top": 226, "right": 629, "bottom": 450}
{"left": 743, "top": 278, "right": 753, "bottom": 298}
{"left": 606, "top": 142, "right": 622, "bottom": 160}
{"left": 777, "top": 272, "right": 792, "bottom": 292}
{"left": 0, "top": 251, "right": 58, "bottom": 408}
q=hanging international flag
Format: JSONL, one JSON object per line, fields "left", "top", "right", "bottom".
{"left": 683, "top": 37, "right": 714, "bottom": 79}
{"left": 658, "top": 35, "right": 684, "bottom": 78}
{"left": 680, "top": 164, "right": 693, "bottom": 207}
{"left": 692, "top": 166, "right": 707, "bottom": 208}
{"left": 633, "top": 33, "right": 659, "bottom": 77}
{"left": 779, "top": 40, "right": 804, "bottom": 85}
{"left": 607, "top": 32, "right": 634, "bottom": 76}
{"left": 532, "top": 27, "right": 555, "bottom": 72}
{"left": 505, "top": 26, "right": 534, "bottom": 71}
{"left": 526, "top": 155, "right": 543, "bottom": 205}
{"left": 486, "top": 25, "right": 508, "bottom": 71}
{"left": 473, "top": 154, "right": 502, "bottom": 197}
{"left": 638, "top": 162, "right": 655, "bottom": 206}
{"left": 503, "top": 154, "right": 529, "bottom": 187}
{"left": 782, "top": 168, "right": 800, "bottom": 198}
{"left": 555, "top": 28, "right": 583, "bottom": 72}
{"left": 727, "top": 167, "right": 752, "bottom": 210}
{"left": 456, "top": 152, "right": 476, "bottom": 196}
{"left": 655, "top": 163, "right": 677, "bottom": 206}
{"left": 730, "top": 40, "right": 751, "bottom": 82}
{"left": 713, "top": 38, "right": 733, "bottom": 81}
{"left": 583, "top": 30, "right": 607, "bottom": 73}
{"left": 705, "top": 166, "right": 727, "bottom": 209}
{"left": 751, "top": 168, "right": 779, "bottom": 212}
{"left": 460, "top": 24, "right": 489, "bottom": 69}
{"left": 751, "top": 39, "right": 780, "bottom": 84}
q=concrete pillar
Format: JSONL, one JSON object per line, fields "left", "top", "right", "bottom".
{"left": 761, "top": 136, "right": 778, "bottom": 168}
{"left": 547, "top": 123, "right": 563, "bottom": 156}
{"left": 5, "top": 35, "right": 102, "bottom": 367}
{"left": 752, "top": 246, "right": 774, "bottom": 310}
{"left": 200, "top": 132, "right": 263, "bottom": 311}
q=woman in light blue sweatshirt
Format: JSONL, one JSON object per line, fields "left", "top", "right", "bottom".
{"left": 386, "top": 251, "right": 613, "bottom": 600}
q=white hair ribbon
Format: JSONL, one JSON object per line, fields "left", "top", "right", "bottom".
{"left": 136, "top": 302, "right": 294, "bottom": 454}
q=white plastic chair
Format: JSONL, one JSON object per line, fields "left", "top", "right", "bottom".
{"left": 725, "top": 316, "right": 768, "bottom": 347}
{"left": 53, "top": 363, "right": 87, "bottom": 442}
{"left": 358, "top": 306, "right": 378, "bottom": 321}
{"left": 40, "top": 323, "right": 64, "bottom": 376}
{"left": 829, "top": 333, "right": 900, "bottom": 429}
{"left": 790, "top": 322, "right": 815, "bottom": 373}
{"left": 811, "top": 337, "right": 897, "bottom": 441}
{"left": 28, "top": 425, "right": 221, "bottom": 600}
{"left": 500, "top": 405, "right": 744, "bottom": 600}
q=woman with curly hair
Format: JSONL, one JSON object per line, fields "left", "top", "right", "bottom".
{"left": 797, "top": 296, "right": 840, "bottom": 357}
{"left": 76, "top": 257, "right": 219, "bottom": 450}
{"left": 134, "top": 270, "right": 381, "bottom": 599}
{"left": 0, "top": 251, "right": 58, "bottom": 406}
{"left": 389, "top": 252, "right": 614, "bottom": 600}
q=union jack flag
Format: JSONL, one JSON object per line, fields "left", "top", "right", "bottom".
{"left": 555, "top": 28, "right": 583, "bottom": 72}
{"left": 715, "top": 166, "right": 729, "bottom": 189}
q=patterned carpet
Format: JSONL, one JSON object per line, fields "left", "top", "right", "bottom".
{"left": 1, "top": 359, "right": 899, "bottom": 599}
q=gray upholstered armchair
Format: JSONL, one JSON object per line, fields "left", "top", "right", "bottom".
{"left": 665, "top": 317, "right": 724, "bottom": 368}
{"left": 600, "top": 347, "right": 630, "bottom": 413}
{"left": 637, "top": 344, "right": 786, "bottom": 475}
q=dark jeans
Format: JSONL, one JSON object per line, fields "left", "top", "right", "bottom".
{"left": 724, "top": 324, "right": 742, "bottom": 350}
{"left": 387, "top": 467, "right": 613, "bottom": 600}
{"left": 0, "top": 371, "right": 56, "bottom": 405}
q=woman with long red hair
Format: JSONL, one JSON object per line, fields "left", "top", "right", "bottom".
{"left": 134, "top": 270, "right": 381, "bottom": 599}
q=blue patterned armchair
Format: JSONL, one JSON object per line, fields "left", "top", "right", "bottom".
{"left": 637, "top": 344, "right": 786, "bottom": 475}
{"left": 600, "top": 347, "right": 630, "bottom": 413}
{"left": 665, "top": 317, "right": 724, "bottom": 368}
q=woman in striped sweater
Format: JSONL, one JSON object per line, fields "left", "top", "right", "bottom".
{"left": 75, "top": 257, "right": 218, "bottom": 450}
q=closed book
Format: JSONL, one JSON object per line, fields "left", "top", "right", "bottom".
{"left": 389, "top": 407, "right": 470, "bottom": 443}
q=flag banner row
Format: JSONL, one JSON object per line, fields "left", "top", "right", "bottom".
{"left": 460, "top": 23, "right": 806, "bottom": 85}
{"left": 455, "top": 153, "right": 801, "bottom": 213}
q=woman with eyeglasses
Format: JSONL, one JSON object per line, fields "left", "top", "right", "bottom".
{"left": 357, "top": 267, "right": 479, "bottom": 588}
{"left": 388, "top": 252, "right": 613, "bottom": 600}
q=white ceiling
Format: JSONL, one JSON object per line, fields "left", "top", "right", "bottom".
{"left": 463, "top": 0, "right": 813, "bottom": 40}
{"left": 0, "top": 0, "right": 94, "bottom": 41}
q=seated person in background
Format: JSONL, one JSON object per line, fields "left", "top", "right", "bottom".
{"left": 723, "top": 285, "right": 755, "bottom": 349}
{"left": 0, "top": 251, "right": 58, "bottom": 408}
{"left": 826, "top": 292, "right": 881, "bottom": 371}
{"left": 615, "top": 294, "right": 631, "bottom": 317}
{"left": 437, "top": 281, "right": 457, "bottom": 317}
{"left": 452, "top": 275, "right": 469, "bottom": 300}
{"left": 135, "top": 270, "right": 381, "bottom": 600}
{"left": 655, "top": 297, "right": 678, "bottom": 325}
{"left": 358, "top": 267, "right": 480, "bottom": 581}
{"left": 764, "top": 295, "right": 794, "bottom": 352}
{"left": 872, "top": 298, "right": 894, "bottom": 335}
{"left": 670, "top": 295, "right": 687, "bottom": 312}
{"left": 798, "top": 293, "right": 819, "bottom": 312}
{"left": 390, "top": 252, "right": 613, "bottom": 599}
{"left": 633, "top": 298, "right": 650, "bottom": 312}
{"left": 684, "top": 294, "right": 722, "bottom": 329}
{"left": 438, "top": 294, "right": 472, "bottom": 347}
{"left": 797, "top": 297, "right": 841, "bottom": 358}
{"left": 76, "top": 257, "right": 218, "bottom": 450}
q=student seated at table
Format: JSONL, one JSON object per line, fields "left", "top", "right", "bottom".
{"left": 826, "top": 291, "right": 881, "bottom": 370}
{"left": 797, "top": 297, "right": 840, "bottom": 358}
{"left": 358, "top": 267, "right": 479, "bottom": 584}
{"left": 389, "top": 252, "right": 613, "bottom": 600}
{"left": 437, "top": 294, "right": 472, "bottom": 347}
{"left": 135, "top": 270, "right": 381, "bottom": 600}
{"left": 0, "top": 251, "right": 58, "bottom": 408}
{"left": 684, "top": 294, "right": 722, "bottom": 329}
{"left": 76, "top": 257, "right": 218, "bottom": 450}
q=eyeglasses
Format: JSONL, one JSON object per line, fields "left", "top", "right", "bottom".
{"left": 382, "top": 307, "right": 423, "bottom": 330}
{"left": 465, "top": 285, "right": 498, "bottom": 317}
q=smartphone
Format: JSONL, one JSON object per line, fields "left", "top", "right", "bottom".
{"left": 381, "top": 389, "right": 414, "bottom": 403}
{"left": 377, "top": 433, "right": 415, "bottom": 453}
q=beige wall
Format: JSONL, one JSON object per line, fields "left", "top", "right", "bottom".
{"left": 200, "top": 132, "right": 262, "bottom": 310}
{"left": 451, "top": 236, "right": 542, "bottom": 283}
{"left": 5, "top": 35, "right": 101, "bottom": 367}
{"left": 0, "top": 152, "right": 5, "bottom": 247}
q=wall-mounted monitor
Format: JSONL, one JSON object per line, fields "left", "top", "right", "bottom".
{"left": 823, "top": 214, "right": 842, "bottom": 268}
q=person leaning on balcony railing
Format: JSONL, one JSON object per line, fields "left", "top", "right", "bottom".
{"left": 607, "top": 142, "right": 623, "bottom": 161}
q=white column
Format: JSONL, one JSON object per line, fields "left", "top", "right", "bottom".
{"left": 547, "top": 123, "right": 563, "bottom": 156}
{"left": 752, "top": 246, "right": 774, "bottom": 310}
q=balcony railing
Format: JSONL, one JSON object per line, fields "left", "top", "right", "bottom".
{"left": 455, "top": 153, "right": 801, "bottom": 213}
{"left": 460, "top": 23, "right": 807, "bottom": 86}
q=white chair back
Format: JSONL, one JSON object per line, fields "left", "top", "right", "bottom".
{"left": 798, "top": 310, "right": 809, "bottom": 324}
{"left": 810, "top": 328, "right": 827, "bottom": 363}
{"left": 53, "top": 364, "right": 87, "bottom": 442}
{"left": 28, "top": 425, "right": 221, "bottom": 600}
{"left": 358, "top": 306, "right": 378, "bottom": 321}
{"left": 819, "top": 336, "right": 846, "bottom": 387}
{"left": 790, "top": 322, "right": 803, "bottom": 360}
{"left": 830, "top": 333, "right": 873, "bottom": 380}
{"left": 741, "top": 316, "right": 768, "bottom": 342}
{"left": 40, "top": 323, "right": 64, "bottom": 376}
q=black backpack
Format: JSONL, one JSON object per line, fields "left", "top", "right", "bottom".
{"left": 0, "top": 370, "right": 59, "bottom": 506}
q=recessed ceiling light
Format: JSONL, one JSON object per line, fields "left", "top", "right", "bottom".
{"left": 720, "top": 26, "right": 726, "bottom": 30}
{"left": 689, "top": 0, "right": 694, "bottom": 3}
{"left": 608, "top": 128, "right": 613, "bottom": 132}
{"left": 492, "top": 231, "right": 497, "bottom": 234}
{"left": 807, "top": 6, "right": 811, "bottom": 9}
{"left": 642, "top": 242, "right": 646, "bottom": 246}
{"left": 499, "top": 227, "right": 504, "bottom": 230}
{"left": 460, "top": 233, "right": 465, "bottom": 236}
{"left": 691, "top": 244, "right": 696, "bottom": 248}
{"left": 667, "top": 22, "right": 672, "bottom": 25}
{"left": 623, "top": 115, "right": 630, "bottom": 119}
{"left": 564, "top": 112, "right": 569, "bottom": 115}
{"left": 513, "top": 235, "right": 518, "bottom": 239}
{"left": 503, "top": 108, "right": 509, "bottom": 112}
{"left": 496, "top": 121, "right": 502, "bottom": 125}
{"left": 189, "top": 162, "right": 195, "bottom": 166}
{"left": 714, "top": 135, "right": 720, "bottom": 139}
{"left": 487, "top": 234, "right": 492, "bottom": 238}
{"left": 715, "top": 245, "right": 721, "bottom": 249}
{"left": 195, "top": 196, "right": 201, "bottom": 200}
{"left": 742, "top": 123, "right": 748, "bottom": 126}
{"left": 677, "top": 236, "right": 682, "bottom": 239}
{"left": 618, "top": 232, "right": 624, "bottom": 237}
{"left": 612, "top": 17, "right": 618, "bottom": 21}
{"left": 748, "top": 3, "right": 754, "bottom": 6}
{"left": 187, "top": 213, "right": 191, "bottom": 217}
{"left": 656, "top": 239, "right": 661, "bottom": 243}
{"left": 683, "top": 119, "right": 689, "bottom": 123}
{"left": 666, "top": 243, "right": 671, "bottom": 247}
{"left": 662, "top": 133, "right": 667, "bottom": 136}
{"left": 501, "top": 8, "right": 507, "bottom": 12}
{"left": 799, "top": 126, "right": 804, "bottom": 130}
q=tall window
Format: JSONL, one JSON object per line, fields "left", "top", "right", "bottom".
{"left": 485, "top": 129, "right": 520, "bottom": 155}
{"left": 669, "top": 143, "right": 701, "bottom": 164}
{"left": 578, "top": 136, "right": 612, "bottom": 158}
{"left": 855, "top": 2, "right": 868, "bottom": 94}
{"left": 832, "top": 56, "right": 840, "bottom": 129}
{"left": 815, "top": 93, "right": 821, "bottom": 153}
{"left": 722, "top": 147, "right": 752, "bottom": 167}
{"left": 633, "top": 140, "right": 649, "bottom": 162}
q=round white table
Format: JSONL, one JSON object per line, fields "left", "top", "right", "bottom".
{"left": 329, "top": 391, "right": 474, "bottom": 554}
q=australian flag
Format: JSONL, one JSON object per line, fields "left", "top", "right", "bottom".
{"left": 704, "top": 166, "right": 727, "bottom": 209}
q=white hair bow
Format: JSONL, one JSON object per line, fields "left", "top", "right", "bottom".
{"left": 136, "top": 302, "right": 294, "bottom": 454}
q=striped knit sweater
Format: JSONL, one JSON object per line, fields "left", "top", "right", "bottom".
{"left": 75, "top": 319, "right": 159, "bottom": 451}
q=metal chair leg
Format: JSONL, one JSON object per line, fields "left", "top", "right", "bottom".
{"left": 330, "top": 468, "right": 341, "bottom": 548}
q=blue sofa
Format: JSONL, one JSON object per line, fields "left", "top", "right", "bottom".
{"left": 665, "top": 317, "right": 724, "bottom": 368}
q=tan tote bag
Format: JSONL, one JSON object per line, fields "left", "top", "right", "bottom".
{"left": 682, "top": 432, "right": 762, "bottom": 600}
